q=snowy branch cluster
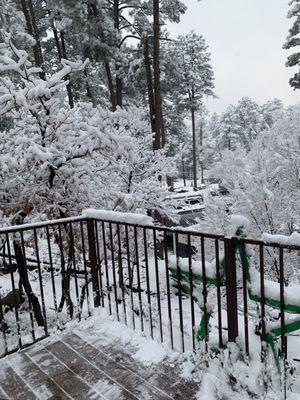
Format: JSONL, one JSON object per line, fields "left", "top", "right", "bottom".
{"left": 203, "top": 105, "right": 300, "bottom": 241}
{"left": 0, "top": 35, "right": 173, "bottom": 221}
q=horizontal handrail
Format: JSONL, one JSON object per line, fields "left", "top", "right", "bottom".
{"left": 1, "top": 213, "right": 299, "bottom": 251}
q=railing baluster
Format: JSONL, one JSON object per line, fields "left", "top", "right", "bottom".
{"left": 101, "top": 222, "right": 112, "bottom": 315}
{"left": 87, "top": 220, "right": 101, "bottom": 308}
{"left": 134, "top": 226, "right": 143, "bottom": 331}
{"left": 215, "top": 239, "right": 223, "bottom": 349}
{"left": 57, "top": 224, "right": 69, "bottom": 317}
{"left": 19, "top": 231, "right": 37, "bottom": 337}
{"left": 117, "top": 223, "right": 127, "bottom": 325}
{"left": 80, "top": 221, "right": 91, "bottom": 316}
{"left": 45, "top": 226, "right": 58, "bottom": 317}
{"left": 187, "top": 234, "right": 195, "bottom": 351}
{"left": 125, "top": 225, "right": 135, "bottom": 329}
{"left": 94, "top": 221, "right": 104, "bottom": 307}
{"left": 33, "top": 228, "right": 48, "bottom": 336}
{"left": 201, "top": 237, "right": 208, "bottom": 351}
{"left": 109, "top": 222, "right": 119, "bottom": 321}
{"left": 225, "top": 238, "right": 238, "bottom": 343}
{"left": 259, "top": 245, "right": 266, "bottom": 358}
{"left": 68, "top": 223, "right": 80, "bottom": 319}
{"left": 0, "top": 287, "right": 8, "bottom": 355}
{"left": 279, "top": 246, "right": 286, "bottom": 396}
{"left": 5, "top": 233, "right": 23, "bottom": 348}
{"left": 153, "top": 228, "right": 163, "bottom": 343}
{"left": 144, "top": 228, "right": 153, "bottom": 339}
{"left": 175, "top": 232, "right": 184, "bottom": 352}
{"left": 163, "top": 230, "right": 173, "bottom": 349}
{"left": 241, "top": 241, "right": 249, "bottom": 357}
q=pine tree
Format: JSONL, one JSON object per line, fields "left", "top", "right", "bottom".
{"left": 163, "top": 32, "right": 215, "bottom": 188}
{"left": 284, "top": 0, "right": 300, "bottom": 89}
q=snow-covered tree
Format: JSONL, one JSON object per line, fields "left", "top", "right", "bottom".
{"left": 284, "top": 0, "right": 300, "bottom": 89}
{"left": 209, "top": 98, "right": 283, "bottom": 154}
{"left": 162, "top": 32, "right": 215, "bottom": 186}
{"left": 204, "top": 106, "right": 300, "bottom": 240}
{"left": 0, "top": 34, "right": 173, "bottom": 222}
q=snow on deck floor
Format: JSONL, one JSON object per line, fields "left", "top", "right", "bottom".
{"left": 1, "top": 308, "right": 300, "bottom": 399}
{"left": 0, "top": 312, "right": 200, "bottom": 400}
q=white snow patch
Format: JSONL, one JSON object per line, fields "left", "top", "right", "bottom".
{"left": 88, "top": 378, "right": 123, "bottom": 400}
{"left": 261, "top": 231, "right": 300, "bottom": 247}
{"left": 82, "top": 208, "right": 154, "bottom": 226}
{"left": 230, "top": 214, "right": 251, "bottom": 232}
{"left": 132, "top": 341, "right": 167, "bottom": 366}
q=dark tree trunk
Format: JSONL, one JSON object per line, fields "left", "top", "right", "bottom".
{"left": 114, "top": 0, "right": 122, "bottom": 107}
{"left": 20, "top": 0, "right": 45, "bottom": 80}
{"left": 104, "top": 62, "right": 117, "bottom": 111}
{"left": 51, "top": 22, "right": 62, "bottom": 60}
{"left": 153, "top": 0, "right": 163, "bottom": 150}
{"left": 51, "top": 17, "right": 74, "bottom": 109}
{"left": 191, "top": 104, "right": 197, "bottom": 190}
{"left": 13, "top": 241, "right": 45, "bottom": 326}
{"left": 166, "top": 175, "right": 174, "bottom": 191}
{"left": 60, "top": 31, "right": 75, "bottom": 109}
{"left": 182, "top": 157, "right": 186, "bottom": 187}
{"left": 84, "top": 68, "right": 96, "bottom": 105}
{"left": 143, "top": 37, "right": 155, "bottom": 133}
{"left": 199, "top": 117, "right": 204, "bottom": 184}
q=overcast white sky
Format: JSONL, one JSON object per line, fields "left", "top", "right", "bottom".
{"left": 168, "top": 0, "right": 300, "bottom": 113}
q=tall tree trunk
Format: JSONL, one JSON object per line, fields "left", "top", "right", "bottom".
{"left": 160, "top": 98, "right": 165, "bottom": 147}
{"left": 61, "top": 31, "right": 74, "bottom": 109}
{"left": 14, "top": 241, "right": 45, "bottom": 326}
{"left": 153, "top": 0, "right": 163, "bottom": 150}
{"left": 104, "top": 62, "right": 117, "bottom": 111}
{"left": 114, "top": 0, "right": 122, "bottom": 107}
{"left": 199, "top": 117, "right": 204, "bottom": 184}
{"left": 143, "top": 36, "right": 155, "bottom": 133}
{"left": 84, "top": 68, "right": 96, "bottom": 105}
{"left": 51, "top": 17, "right": 74, "bottom": 109}
{"left": 51, "top": 21, "right": 62, "bottom": 60}
{"left": 182, "top": 156, "right": 186, "bottom": 187}
{"left": 20, "top": 0, "right": 45, "bottom": 80}
{"left": 191, "top": 110, "right": 197, "bottom": 190}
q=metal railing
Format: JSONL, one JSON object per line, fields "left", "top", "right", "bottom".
{"left": 0, "top": 214, "right": 300, "bottom": 393}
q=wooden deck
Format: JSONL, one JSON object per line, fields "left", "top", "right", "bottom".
{"left": 0, "top": 332, "right": 200, "bottom": 399}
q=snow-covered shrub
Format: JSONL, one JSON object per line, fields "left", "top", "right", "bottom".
{"left": 0, "top": 34, "right": 173, "bottom": 223}
{"left": 204, "top": 107, "right": 300, "bottom": 238}
{"left": 201, "top": 107, "right": 300, "bottom": 280}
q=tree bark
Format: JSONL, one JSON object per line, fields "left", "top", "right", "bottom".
{"left": 143, "top": 37, "right": 155, "bottom": 133}
{"left": 153, "top": 0, "right": 163, "bottom": 150}
{"left": 104, "top": 62, "right": 117, "bottom": 111}
{"left": 13, "top": 241, "right": 45, "bottom": 326}
{"left": 191, "top": 105, "right": 197, "bottom": 190}
{"left": 51, "top": 21, "right": 62, "bottom": 60}
{"left": 199, "top": 117, "right": 204, "bottom": 184}
{"left": 84, "top": 68, "right": 96, "bottom": 105}
{"left": 60, "top": 31, "right": 75, "bottom": 109}
{"left": 182, "top": 156, "right": 186, "bottom": 186}
{"left": 51, "top": 17, "right": 74, "bottom": 109}
{"left": 114, "top": 0, "right": 122, "bottom": 107}
{"left": 20, "top": 0, "right": 45, "bottom": 80}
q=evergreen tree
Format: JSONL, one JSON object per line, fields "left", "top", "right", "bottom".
{"left": 162, "top": 32, "right": 215, "bottom": 187}
{"left": 284, "top": 0, "right": 300, "bottom": 89}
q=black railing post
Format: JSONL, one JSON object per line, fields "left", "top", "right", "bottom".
{"left": 87, "top": 219, "right": 101, "bottom": 308}
{"left": 225, "top": 237, "right": 238, "bottom": 342}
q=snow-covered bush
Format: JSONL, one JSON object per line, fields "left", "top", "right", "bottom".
{"left": 0, "top": 34, "right": 173, "bottom": 222}
{"left": 204, "top": 106, "right": 300, "bottom": 238}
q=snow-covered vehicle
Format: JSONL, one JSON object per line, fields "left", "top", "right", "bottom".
{"left": 163, "top": 190, "right": 205, "bottom": 256}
